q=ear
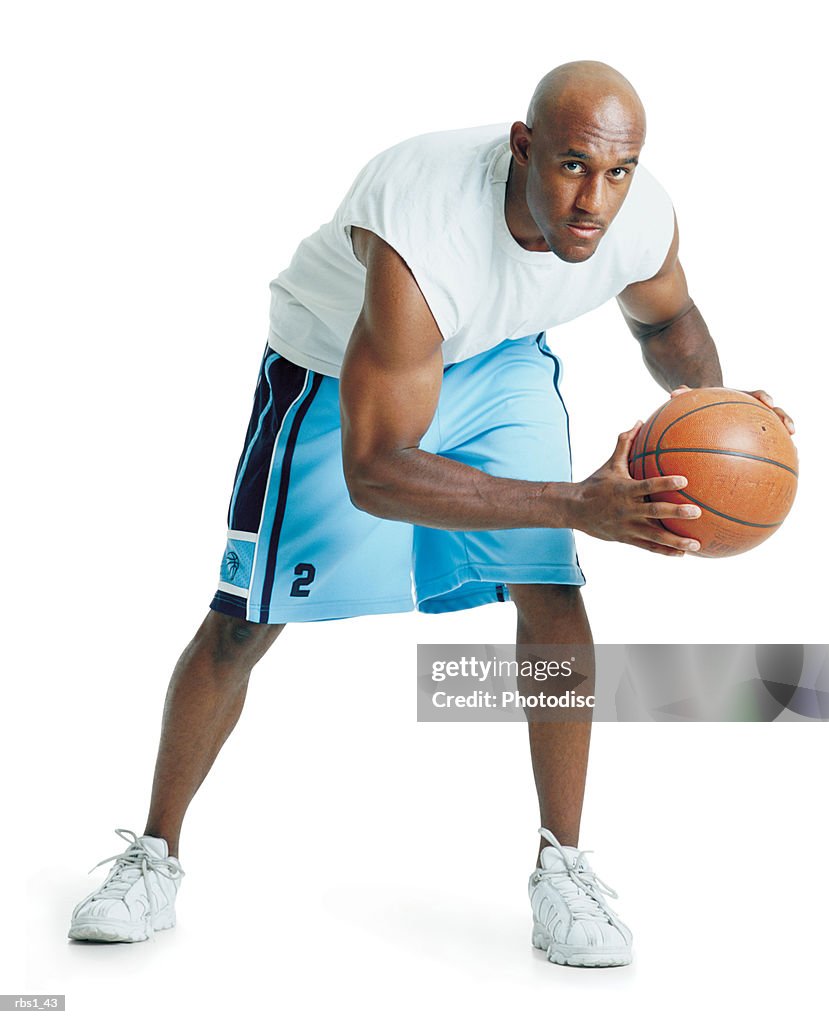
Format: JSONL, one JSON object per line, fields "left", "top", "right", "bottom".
{"left": 510, "top": 121, "right": 532, "bottom": 165}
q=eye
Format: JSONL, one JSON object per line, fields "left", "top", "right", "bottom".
{"left": 562, "top": 161, "right": 585, "bottom": 173}
{"left": 609, "top": 167, "right": 630, "bottom": 180}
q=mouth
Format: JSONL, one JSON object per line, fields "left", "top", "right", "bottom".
{"left": 566, "top": 223, "right": 603, "bottom": 240}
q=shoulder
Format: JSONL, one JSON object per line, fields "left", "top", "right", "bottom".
{"left": 339, "top": 122, "right": 510, "bottom": 213}
{"left": 354, "top": 122, "right": 510, "bottom": 173}
{"left": 333, "top": 125, "right": 507, "bottom": 338}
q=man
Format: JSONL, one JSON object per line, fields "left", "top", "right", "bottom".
{"left": 68, "top": 60, "right": 793, "bottom": 966}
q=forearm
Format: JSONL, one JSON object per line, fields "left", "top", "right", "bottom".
{"left": 348, "top": 448, "right": 578, "bottom": 530}
{"left": 636, "top": 302, "right": 723, "bottom": 391}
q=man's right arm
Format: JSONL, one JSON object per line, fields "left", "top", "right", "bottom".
{"left": 339, "top": 227, "right": 702, "bottom": 555}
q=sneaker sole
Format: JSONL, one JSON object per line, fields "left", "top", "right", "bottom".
{"left": 532, "top": 923, "right": 632, "bottom": 968}
{"left": 68, "top": 908, "right": 176, "bottom": 943}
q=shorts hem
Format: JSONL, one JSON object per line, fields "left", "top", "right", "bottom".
{"left": 415, "top": 562, "right": 586, "bottom": 614}
{"left": 209, "top": 590, "right": 415, "bottom": 624}
{"left": 417, "top": 588, "right": 506, "bottom": 615}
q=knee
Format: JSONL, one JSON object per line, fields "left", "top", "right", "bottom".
{"left": 194, "top": 610, "right": 285, "bottom": 668}
{"left": 510, "top": 584, "right": 591, "bottom": 646}
{"left": 225, "top": 619, "right": 267, "bottom": 645}
{"left": 511, "top": 583, "right": 582, "bottom": 620}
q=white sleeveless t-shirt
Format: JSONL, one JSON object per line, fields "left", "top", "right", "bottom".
{"left": 266, "top": 122, "right": 675, "bottom": 378}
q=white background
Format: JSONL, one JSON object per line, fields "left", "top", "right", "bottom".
{"left": 3, "top": 0, "right": 826, "bottom": 1019}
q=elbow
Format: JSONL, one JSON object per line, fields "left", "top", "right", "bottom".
{"left": 343, "top": 448, "right": 413, "bottom": 517}
{"left": 346, "top": 481, "right": 376, "bottom": 515}
{"left": 342, "top": 455, "right": 385, "bottom": 514}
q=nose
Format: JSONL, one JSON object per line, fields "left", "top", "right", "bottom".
{"left": 574, "top": 174, "right": 605, "bottom": 217}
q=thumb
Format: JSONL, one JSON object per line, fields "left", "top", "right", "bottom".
{"left": 612, "top": 421, "right": 643, "bottom": 466}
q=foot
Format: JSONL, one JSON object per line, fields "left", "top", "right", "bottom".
{"left": 68, "top": 828, "right": 185, "bottom": 943}
{"left": 529, "top": 826, "right": 633, "bottom": 967}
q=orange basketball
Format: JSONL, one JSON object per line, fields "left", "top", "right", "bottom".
{"left": 628, "top": 387, "right": 798, "bottom": 558}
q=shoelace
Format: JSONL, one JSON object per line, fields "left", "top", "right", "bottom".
{"left": 87, "top": 828, "right": 185, "bottom": 920}
{"left": 533, "top": 826, "right": 620, "bottom": 924}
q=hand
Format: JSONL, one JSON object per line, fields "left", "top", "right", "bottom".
{"left": 669, "top": 384, "right": 795, "bottom": 434}
{"left": 573, "top": 423, "right": 702, "bottom": 556}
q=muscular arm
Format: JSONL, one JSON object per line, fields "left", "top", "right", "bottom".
{"left": 339, "top": 227, "right": 575, "bottom": 530}
{"left": 616, "top": 214, "right": 724, "bottom": 390}
{"left": 618, "top": 216, "right": 795, "bottom": 433}
{"left": 339, "top": 227, "right": 698, "bottom": 555}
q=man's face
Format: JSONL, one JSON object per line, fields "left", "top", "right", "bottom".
{"left": 523, "top": 96, "right": 645, "bottom": 263}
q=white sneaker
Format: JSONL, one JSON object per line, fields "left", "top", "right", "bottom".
{"left": 529, "top": 826, "right": 633, "bottom": 967}
{"left": 68, "top": 828, "right": 185, "bottom": 943}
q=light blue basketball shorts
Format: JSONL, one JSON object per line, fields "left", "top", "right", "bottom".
{"left": 210, "top": 332, "right": 586, "bottom": 623}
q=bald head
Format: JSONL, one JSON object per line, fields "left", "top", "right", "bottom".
{"left": 526, "top": 61, "right": 646, "bottom": 141}
{"left": 505, "top": 61, "right": 648, "bottom": 263}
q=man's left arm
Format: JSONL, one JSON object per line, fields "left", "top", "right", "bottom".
{"left": 616, "top": 214, "right": 795, "bottom": 434}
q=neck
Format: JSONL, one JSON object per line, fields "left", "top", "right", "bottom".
{"left": 504, "top": 156, "right": 550, "bottom": 252}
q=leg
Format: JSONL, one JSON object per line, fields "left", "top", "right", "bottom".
{"left": 142, "top": 609, "right": 284, "bottom": 858}
{"left": 509, "top": 582, "right": 594, "bottom": 865}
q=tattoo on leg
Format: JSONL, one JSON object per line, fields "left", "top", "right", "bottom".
{"left": 231, "top": 624, "right": 253, "bottom": 644}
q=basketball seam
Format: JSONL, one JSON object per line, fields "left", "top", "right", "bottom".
{"left": 664, "top": 490, "right": 786, "bottom": 528}
{"left": 629, "top": 446, "right": 797, "bottom": 477}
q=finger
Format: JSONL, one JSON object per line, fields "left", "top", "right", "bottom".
{"left": 641, "top": 501, "right": 701, "bottom": 520}
{"left": 628, "top": 537, "right": 686, "bottom": 556}
{"left": 750, "top": 389, "right": 774, "bottom": 408}
{"left": 632, "top": 474, "right": 688, "bottom": 497}
{"left": 773, "top": 406, "right": 796, "bottom": 434}
{"left": 612, "top": 421, "right": 643, "bottom": 466}
{"left": 636, "top": 527, "right": 701, "bottom": 554}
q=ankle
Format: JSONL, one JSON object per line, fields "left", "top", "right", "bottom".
{"left": 143, "top": 825, "right": 179, "bottom": 859}
{"left": 537, "top": 834, "right": 579, "bottom": 867}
